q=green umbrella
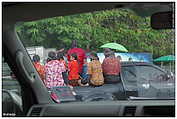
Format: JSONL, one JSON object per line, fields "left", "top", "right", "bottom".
{"left": 100, "top": 43, "right": 128, "bottom": 52}
{"left": 154, "top": 55, "right": 175, "bottom": 62}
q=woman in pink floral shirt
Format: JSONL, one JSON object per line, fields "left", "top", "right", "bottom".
{"left": 44, "top": 51, "right": 66, "bottom": 89}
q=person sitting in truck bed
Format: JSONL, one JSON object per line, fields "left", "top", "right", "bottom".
{"left": 68, "top": 53, "right": 80, "bottom": 86}
{"left": 102, "top": 50, "right": 121, "bottom": 84}
{"left": 86, "top": 51, "right": 104, "bottom": 87}
{"left": 33, "top": 55, "right": 45, "bottom": 82}
{"left": 57, "top": 52, "right": 68, "bottom": 85}
{"left": 44, "top": 51, "right": 66, "bottom": 89}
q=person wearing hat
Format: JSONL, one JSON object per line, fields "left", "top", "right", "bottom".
{"left": 83, "top": 51, "right": 104, "bottom": 87}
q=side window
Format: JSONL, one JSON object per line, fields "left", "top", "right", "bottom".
{"left": 121, "top": 66, "right": 137, "bottom": 90}
{"left": 2, "top": 57, "right": 23, "bottom": 117}
{"left": 2, "top": 58, "right": 21, "bottom": 94}
{"left": 136, "top": 66, "right": 167, "bottom": 83}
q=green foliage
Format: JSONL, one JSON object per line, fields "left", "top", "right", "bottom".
{"left": 16, "top": 9, "right": 174, "bottom": 58}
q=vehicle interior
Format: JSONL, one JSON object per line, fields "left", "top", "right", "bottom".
{"left": 2, "top": 2, "right": 175, "bottom": 117}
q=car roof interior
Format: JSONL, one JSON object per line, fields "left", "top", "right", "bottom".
{"left": 3, "top": 2, "right": 173, "bottom": 24}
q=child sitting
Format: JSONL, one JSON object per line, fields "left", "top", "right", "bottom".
{"left": 33, "top": 55, "right": 45, "bottom": 82}
{"left": 57, "top": 52, "right": 68, "bottom": 85}
{"left": 68, "top": 53, "right": 79, "bottom": 86}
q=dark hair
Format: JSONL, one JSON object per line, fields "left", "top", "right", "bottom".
{"left": 48, "top": 51, "right": 56, "bottom": 60}
{"left": 90, "top": 51, "right": 99, "bottom": 60}
{"left": 104, "top": 48, "right": 112, "bottom": 58}
{"left": 129, "top": 57, "right": 132, "bottom": 61}
{"left": 71, "top": 53, "right": 77, "bottom": 60}
{"left": 117, "top": 55, "right": 122, "bottom": 60}
{"left": 33, "top": 55, "right": 40, "bottom": 62}
{"left": 46, "top": 57, "right": 52, "bottom": 63}
{"left": 57, "top": 52, "right": 64, "bottom": 60}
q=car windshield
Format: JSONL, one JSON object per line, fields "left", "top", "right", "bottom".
{"left": 14, "top": 7, "right": 175, "bottom": 103}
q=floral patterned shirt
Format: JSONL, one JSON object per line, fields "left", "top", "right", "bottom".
{"left": 44, "top": 60, "right": 66, "bottom": 89}
{"left": 87, "top": 60, "right": 104, "bottom": 86}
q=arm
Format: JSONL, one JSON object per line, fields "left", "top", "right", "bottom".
{"left": 81, "top": 62, "right": 92, "bottom": 84}
{"left": 102, "top": 59, "right": 106, "bottom": 75}
{"left": 117, "top": 59, "right": 121, "bottom": 73}
{"left": 68, "top": 61, "right": 71, "bottom": 72}
{"left": 86, "top": 62, "right": 92, "bottom": 83}
{"left": 60, "top": 63, "right": 66, "bottom": 73}
{"left": 81, "top": 74, "right": 91, "bottom": 84}
{"left": 40, "top": 65, "right": 45, "bottom": 81}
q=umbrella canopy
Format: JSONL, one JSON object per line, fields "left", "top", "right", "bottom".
{"left": 154, "top": 55, "right": 175, "bottom": 62}
{"left": 100, "top": 43, "right": 128, "bottom": 52}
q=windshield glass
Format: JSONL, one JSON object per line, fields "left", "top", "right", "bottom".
{"left": 121, "top": 65, "right": 175, "bottom": 99}
{"left": 15, "top": 8, "right": 175, "bottom": 103}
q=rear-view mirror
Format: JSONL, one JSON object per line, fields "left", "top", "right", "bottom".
{"left": 151, "top": 11, "right": 174, "bottom": 29}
